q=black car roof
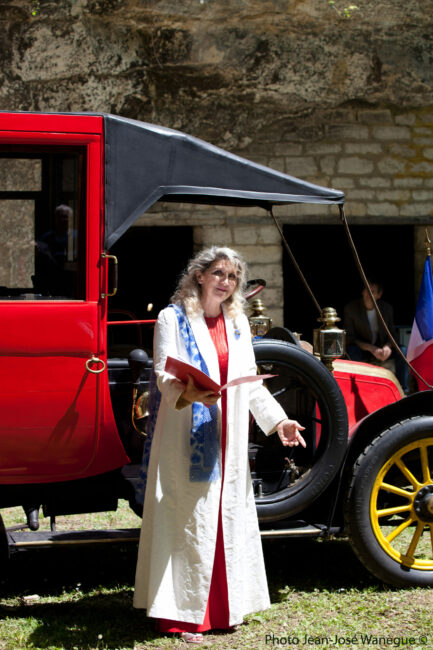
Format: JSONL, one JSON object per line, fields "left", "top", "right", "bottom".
{"left": 103, "top": 115, "right": 344, "bottom": 248}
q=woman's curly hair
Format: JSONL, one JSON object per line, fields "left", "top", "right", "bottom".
{"left": 171, "top": 246, "right": 248, "bottom": 319}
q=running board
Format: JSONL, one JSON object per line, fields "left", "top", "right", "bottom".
{"left": 260, "top": 525, "right": 324, "bottom": 539}
{"left": 8, "top": 524, "right": 324, "bottom": 550}
{"left": 7, "top": 528, "right": 140, "bottom": 549}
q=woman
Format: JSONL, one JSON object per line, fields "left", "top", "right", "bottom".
{"left": 134, "top": 246, "right": 305, "bottom": 643}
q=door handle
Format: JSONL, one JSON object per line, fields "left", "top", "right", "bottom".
{"left": 101, "top": 253, "right": 118, "bottom": 298}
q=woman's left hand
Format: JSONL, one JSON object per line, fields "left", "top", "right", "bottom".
{"left": 276, "top": 419, "right": 306, "bottom": 448}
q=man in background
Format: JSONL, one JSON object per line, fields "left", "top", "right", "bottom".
{"left": 344, "top": 279, "right": 397, "bottom": 373}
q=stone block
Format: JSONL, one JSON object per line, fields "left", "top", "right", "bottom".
{"left": 414, "top": 127, "right": 432, "bottom": 135}
{"left": 304, "top": 143, "right": 342, "bottom": 155}
{"left": 412, "top": 190, "right": 433, "bottom": 202}
{"left": 389, "top": 144, "right": 416, "bottom": 157}
{"left": 256, "top": 226, "right": 282, "bottom": 245}
{"left": 233, "top": 226, "right": 259, "bottom": 245}
{"left": 413, "top": 138, "right": 433, "bottom": 146}
{"left": 234, "top": 206, "right": 268, "bottom": 219}
{"left": 418, "top": 114, "right": 433, "bottom": 124}
{"left": 276, "top": 203, "right": 331, "bottom": 219}
{"left": 197, "top": 226, "right": 233, "bottom": 246}
{"left": 367, "top": 203, "right": 399, "bottom": 217}
{"left": 256, "top": 287, "right": 283, "bottom": 307}
{"left": 274, "top": 143, "right": 303, "bottom": 156}
{"left": 399, "top": 203, "right": 433, "bottom": 218}
{"left": 372, "top": 126, "right": 411, "bottom": 140}
{"left": 423, "top": 147, "right": 433, "bottom": 160}
{"left": 358, "top": 109, "right": 393, "bottom": 124}
{"left": 395, "top": 113, "right": 417, "bottom": 126}
{"left": 307, "top": 176, "right": 332, "bottom": 188}
{"left": 393, "top": 177, "right": 424, "bottom": 188}
{"left": 235, "top": 245, "right": 281, "bottom": 264}
{"left": 284, "top": 156, "right": 318, "bottom": 177}
{"left": 380, "top": 190, "right": 411, "bottom": 202}
{"left": 325, "top": 109, "right": 358, "bottom": 124}
{"left": 332, "top": 177, "right": 355, "bottom": 189}
{"left": 345, "top": 202, "right": 367, "bottom": 218}
{"left": 337, "top": 157, "right": 374, "bottom": 175}
{"left": 359, "top": 178, "right": 391, "bottom": 188}
{"left": 347, "top": 189, "right": 375, "bottom": 200}
{"left": 327, "top": 125, "right": 369, "bottom": 141}
{"left": 377, "top": 157, "right": 406, "bottom": 174}
{"left": 247, "top": 263, "right": 283, "bottom": 286}
{"left": 320, "top": 156, "right": 336, "bottom": 174}
{"left": 345, "top": 143, "right": 383, "bottom": 155}
{"left": 408, "top": 161, "right": 433, "bottom": 174}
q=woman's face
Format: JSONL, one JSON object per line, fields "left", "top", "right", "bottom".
{"left": 196, "top": 258, "right": 238, "bottom": 307}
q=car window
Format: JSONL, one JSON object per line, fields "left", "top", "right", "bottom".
{"left": 0, "top": 148, "right": 86, "bottom": 300}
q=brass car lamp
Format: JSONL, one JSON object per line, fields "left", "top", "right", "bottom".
{"left": 313, "top": 307, "right": 346, "bottom": 372}
{"left": 249, "top": 298, "right": 272, "bottom": 338}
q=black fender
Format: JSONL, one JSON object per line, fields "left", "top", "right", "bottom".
{"left": 343, "top": 389, "right": 433, "bottom": 475}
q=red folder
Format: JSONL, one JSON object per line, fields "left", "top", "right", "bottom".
{"left": 164, "top": 355, "right": 276, "bottom": 393}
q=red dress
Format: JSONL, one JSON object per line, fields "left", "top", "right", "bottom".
{"left": 157, "top": 311, "right": 230, "bottom": 634}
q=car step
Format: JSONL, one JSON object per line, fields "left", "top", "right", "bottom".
{"left": 7, "top": 528, "right": 141, "bottom": 549}
{"left": 260, "top": 524, "right": 325, "bottom": 539}
{"left": 7, "top": 523, "right": 325, "bottom": 551}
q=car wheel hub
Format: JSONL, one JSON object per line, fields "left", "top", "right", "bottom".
{"left": 413, "top": 485, "right": 433, "bottom": 522}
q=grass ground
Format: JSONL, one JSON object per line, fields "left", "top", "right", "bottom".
{"left": 0, "top": 503, "right": 432, "bottom": 650}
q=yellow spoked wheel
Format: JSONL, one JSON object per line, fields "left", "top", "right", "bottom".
{"left": 345, "top": 417, "right": 433, "bottom": 587}
{"left": 370, "top": 438, "right": 433, "bottom": 571}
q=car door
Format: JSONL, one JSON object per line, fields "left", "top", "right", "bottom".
{"left": 0, "top": 115, "right": 128, "bottom": 484}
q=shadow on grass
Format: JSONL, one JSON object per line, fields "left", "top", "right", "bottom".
{"left": 263, "top": 535, "right": 380, "bottom": 599}
{"left": 1, "top": 591, "right": 155, "bottom": 649}
{"left": 0, "top": 545, "right": 158, "bottom": 648}
{"left": 0, "top": 536, "right": 381, "bottom": 648}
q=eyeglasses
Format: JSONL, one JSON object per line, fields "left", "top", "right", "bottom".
{"left": 211, "top": 269, "right": 238, "bottom": 283}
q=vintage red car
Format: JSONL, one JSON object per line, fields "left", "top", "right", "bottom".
{"left": 0, "top": 112, "right": 432, "bottom": 588}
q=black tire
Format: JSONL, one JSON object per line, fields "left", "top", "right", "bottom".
{"left": 252, "top": 339, "right": 348, "bottom": 521}
{"left": 265, "top": 326, "right": 302, "bottom": 347}
{"left": 345, "top": 416, "right": 433, "bottom": 587}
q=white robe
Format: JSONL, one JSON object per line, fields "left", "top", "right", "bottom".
{"left": 133, "top": 305, "right": 286, "bottom": 626}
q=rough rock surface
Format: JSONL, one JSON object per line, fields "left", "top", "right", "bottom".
{"left": 1, "top": 0, "right": 433, "bottom": 148}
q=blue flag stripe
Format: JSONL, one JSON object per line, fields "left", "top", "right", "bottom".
{"left": 415, "top": 257, "right": 433, "bottom": 341}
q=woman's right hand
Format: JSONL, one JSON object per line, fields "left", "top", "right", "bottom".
{"left": 180, "top": 374, "right": 221, "bottom": 405}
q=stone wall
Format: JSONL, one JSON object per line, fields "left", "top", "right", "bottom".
{"left": 250, "top": 107, "right": 433, "bottom": 225}
{"left": 141, "top": 103, "right": 433, "bottom": 324}
{"left": 1, "top": 0, "right": 433, "bottom": 322}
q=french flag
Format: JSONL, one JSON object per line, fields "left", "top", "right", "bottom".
{"left": 407, "top": 255, "right": 433, "bottom": 390}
